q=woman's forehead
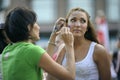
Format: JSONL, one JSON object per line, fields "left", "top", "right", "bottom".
{"left": 69, "top": 11, "right": 87, "bottom": 19}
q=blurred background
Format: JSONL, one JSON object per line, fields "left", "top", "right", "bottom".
{"left": 0, "top": 0, "right": 120, "bottom": 53}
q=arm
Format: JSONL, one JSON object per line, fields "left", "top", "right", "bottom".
{"left": 46, "top": 33, "right": 57, "bottom": 57}
{"left": 94, "top": 44, "right": 111, "bottom": 80}
{"left": 43, "top": 27, "right": 75, "bottom": 80}
{"left": 46, "top": 17, "right": 65, "bottom": 57}
{"left": 39, "top": 45, "right": 75, "bottom": 80}
{"left": 46, "top": 48, "right": 66, "bottom": 80}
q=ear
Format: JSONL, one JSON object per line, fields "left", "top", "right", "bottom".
{"left": 27, "top": 25, "right": 32, "bottom": 31}
{"left": 27, "top": 25, "right": 32, "bottom": 38}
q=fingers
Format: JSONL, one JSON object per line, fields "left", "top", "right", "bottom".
{"left": 53, "top": 17, "right": 66, "bottom": 33}
{"left": 56, "top": 18, "right": 65, "bottom": 29}
{"left": 56, "top": 17, "right": 65, "bottom": 24}
{"left": 58, "top": 18, "right": 66, "bottom": 28}
{"left": 59, "top": 27, "right": 71, "bottom": 38}
{"left": 61, "top": 27, "right": 70, "bottom": 33}
{"left": 59, "top": 27, "right": 73, "bottom": 46}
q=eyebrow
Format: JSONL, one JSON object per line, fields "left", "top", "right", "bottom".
{"left": 70, "top": 17, "right": 76, "bottom": 19}
{"left": 81, "top": 17, "right": 86, "bottom": 21}
{"left": 80, "top": 17, "right": 86, "bottom": 20}
{"left": 70, "top": 17, "right": 87, "bottom": 22}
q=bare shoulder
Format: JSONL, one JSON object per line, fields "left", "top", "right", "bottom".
{"left": 94, "top": 44, "right": 107, "bottom": 53}
{"left": 93, "top": 43, "right": 109, "bottom": 63}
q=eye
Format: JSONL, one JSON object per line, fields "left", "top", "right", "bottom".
{"left": 80, "top": 18, "right": 86, "bottom": 23}
{"left": 71, "top": 19, "right": 76, "bottom": 23}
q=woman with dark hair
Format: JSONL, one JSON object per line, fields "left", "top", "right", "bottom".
{"left": 47, "top": 7, "right": 111, "bottom": 80}
{"left": 1, "top": 7, "right": 75, "bottom": 80}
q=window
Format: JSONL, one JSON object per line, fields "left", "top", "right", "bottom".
{"left": 106, "top": 0, "right": 120, "bottom": 21}
{"left": 1, "top": 0, "right": 11, "bottom": 9}
{"left": 68, "top": 0, "right": 94, "bottom": 19}
{"left": 31, "top": 0, "right": 56, "bottom": 23}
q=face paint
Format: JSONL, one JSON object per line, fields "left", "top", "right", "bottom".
{"left": 68, "top": 25, "right": 71, "bottom": 28}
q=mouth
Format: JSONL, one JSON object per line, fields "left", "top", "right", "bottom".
{"left": 73, "top": 30, "right": 81, "bottom": 33}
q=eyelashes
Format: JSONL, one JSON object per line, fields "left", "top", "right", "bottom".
{"left": 70, "top": 18, "right": 86, "bottom": 23}
{"left": 81, "top": 18, "right": 86, "bottom": 23}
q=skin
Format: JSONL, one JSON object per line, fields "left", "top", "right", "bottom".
{"left": 28, "top": 23, "right": 40, "bottom": 42}
{"left": 47, "top": 10, "right": 111, "bottom": 80}
{"left": 28, "top": 22, "right": 76, "bottom": 80}
{"left": 52, "top": 35, "right": 65, "bottom": 60}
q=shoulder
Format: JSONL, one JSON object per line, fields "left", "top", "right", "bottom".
{"left": 28, "top": 45, "right": 46, "bottom": 54}
{"left": 21, "top": 43, "right": 46, "bottom": 56}
{"left": 93, "top": 43, "right": 109, "bottom": 63}
{"left": 94, "top": 43, "right": 107, "bottom": 54}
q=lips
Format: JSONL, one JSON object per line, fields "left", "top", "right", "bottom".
{"left": 73, "top": 29, "right": 81, "bottom": 33}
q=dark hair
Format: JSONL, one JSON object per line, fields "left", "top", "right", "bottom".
{"left": 66, "top": 7, "right": 99, "bottom": 43}
{"left": 5, "top": 7, "right": 37, "bottom": 42}
{"left": 0, "top": 23, "right": 8, "bottom": 54}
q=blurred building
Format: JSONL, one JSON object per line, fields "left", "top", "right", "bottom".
{"left": 0, "top": 0, "right": 120, "bottom": 51}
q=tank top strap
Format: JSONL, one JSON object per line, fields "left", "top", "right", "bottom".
{"left": 87, "top": 42, "right": 97, "bottom": 58}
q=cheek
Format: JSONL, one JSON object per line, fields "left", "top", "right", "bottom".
{"left": 67, "top": 23, "right": 74, "bottom": 29}
{"left": 32, "top": 29, "right": 38, "bottom": 36}
{"left": 67, "top": 21, "right": 73, "bottom": 27}
{"left": 34, "top": 27, "right": 40, "bottom": 34}
{"left": 82, "top": 24, "right": 88, "bottom": 31}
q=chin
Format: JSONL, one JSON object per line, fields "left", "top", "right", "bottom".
{"left": 34, "top": 37, "right": 40, "bottom": 41}
{"left": 36, "top": 37, "right": 40, "bottom": 41}
{"left": 73, "top": 33, "right": 82, "bottom": 37}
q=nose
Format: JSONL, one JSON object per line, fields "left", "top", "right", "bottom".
{"left": 74, "top": 21, "right": 81, "bottom": 27}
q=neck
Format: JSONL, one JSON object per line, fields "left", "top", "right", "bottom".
{"left": 23, "top": 39, "right": 35, "bottom": 44}
{"left": 74, "top": 36, "right": 89, "bottom": 49}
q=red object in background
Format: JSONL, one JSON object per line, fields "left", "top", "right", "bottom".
{"left": 97, "top": 31, "right": 105, "bottom": 45}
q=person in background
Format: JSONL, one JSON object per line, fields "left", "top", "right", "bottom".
{"left": 47, "top": 7, "right": 111, "bottom": 80}
{"left": 1, "top": 7, "right": 76, "bottom": 80}
{"left": 0, "top": 23, "right": 10, "bottom": 80}
{"left": 113, "top": 36, "right": 120, "bottom": 80}
{"left": 107, "top": 53, "right": 117, "bottom": 80}
{"left": 95, "top": 10, "right": 110, "bottom": 51}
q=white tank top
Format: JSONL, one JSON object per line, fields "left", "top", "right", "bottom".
{"left": 62, "top": 42, "right": 99, "bottom": 80}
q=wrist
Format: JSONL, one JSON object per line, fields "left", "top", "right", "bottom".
{"left": 49, "top": 34, "right": 56, "bottom": 42}
{"left": 48, "top": 41, "right": 56, "bottom": 46}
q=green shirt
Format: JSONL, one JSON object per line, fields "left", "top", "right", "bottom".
{"left": 2, "top": 42, "right": 45, "bottom": 80}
